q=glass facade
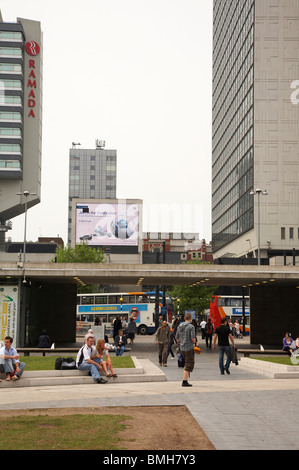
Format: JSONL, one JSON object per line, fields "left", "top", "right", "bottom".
{"left": 0, "top": 23, "right": 24, "bottom": 179}
{"left": 212, "top": 0, "right": 255, "bottom": 252}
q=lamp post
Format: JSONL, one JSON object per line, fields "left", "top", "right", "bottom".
{"left": 250, "top": 188, "right": 268, "bottom": 265}
{"left": 17, "top": 190, "right": 37, "bottom": 266}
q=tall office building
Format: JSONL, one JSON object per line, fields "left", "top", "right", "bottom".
{"left": 0, "top": 10, "right": 42, "bottom": 246}
{"left": 68, "top": 141, "right": 117, "bottom": 244}
{"left": 212, "top": 1, "right": 299, "bottom": 262}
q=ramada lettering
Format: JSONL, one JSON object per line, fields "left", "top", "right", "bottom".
{"left": 27, "top": 58, "right": 37, "bottom": 118}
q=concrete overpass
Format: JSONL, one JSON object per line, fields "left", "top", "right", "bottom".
{"left": 1, "top": 262, "right": 299, "bottom": 287}
{"left": 1, "top": 262, "right": 299, "bottom": 347}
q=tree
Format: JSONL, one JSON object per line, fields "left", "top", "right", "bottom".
{"left": 169, "top": 260, "right": 217, "bottom": 317}
{"left": 52, "top": 242, "right": 105, "bottom": 264}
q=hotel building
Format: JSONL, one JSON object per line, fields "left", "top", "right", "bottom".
{"left": 0, "top": 10, "right": 42, "bottom": 247}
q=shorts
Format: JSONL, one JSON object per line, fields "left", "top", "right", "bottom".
{"left": 181, "top": 349, "right": 195, "bottom": 372}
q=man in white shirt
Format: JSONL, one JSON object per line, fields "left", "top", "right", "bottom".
{"left": 200, "top": 319, "right": 207, "bottom": 339}
{"left": 0, "top": 336, "right": 26, "bottom": 381}
{"left": 76, "top": 336, "right": 108, "bottom": 384}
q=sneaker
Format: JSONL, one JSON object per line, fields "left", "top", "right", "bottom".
{"left": 97, "top": 378, "right": 108, "bottom": 384}
{"left": 182, "top": 381, "right": 192, "bottom": 387}
{"left": 163, "top": 364, "right": 167, "bottom": 367}
{"left": 224, "top": 367, "right": 230, "bottom": 375}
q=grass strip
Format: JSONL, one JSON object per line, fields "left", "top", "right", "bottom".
{"left": 0, "top": 413, "right": 133, "bottom": 450}
{"left": 21, "top": 355, "right": 135, "bottom": 371}
{"left": 251, "top": 356, "right": 298, "bottom": 366}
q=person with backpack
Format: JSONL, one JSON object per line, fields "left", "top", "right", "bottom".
{"left": 76, "top": 336, "right": 108, "bottom": 384}
{"left": 175, "top": 312, "right": 198, "bottom": 387}
{"left": 205, "top": 318, "right": 214, "bottom": 349}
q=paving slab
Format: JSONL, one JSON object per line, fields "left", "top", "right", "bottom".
{"left": 1, "top": 335, "right": 299, "bottom": 450}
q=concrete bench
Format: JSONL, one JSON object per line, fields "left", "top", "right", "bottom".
{"left": 237, "top": 349, "right": 289, "bottom": 358}
{"left": 17, "top": 347, "right": 131, "bottom": 356}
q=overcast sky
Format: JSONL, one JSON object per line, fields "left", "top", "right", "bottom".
{"left": 2, "top": 0, "right": 213, "bottom": 244}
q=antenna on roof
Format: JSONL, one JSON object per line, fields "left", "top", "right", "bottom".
{"left": 95, "top": 139, "right": 105, "bottom": 148}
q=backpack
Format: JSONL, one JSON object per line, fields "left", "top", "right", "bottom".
{"left": 55, "top": 357, "right": 77, "bottom": 370}
{"left": 177, "top": 351, "right": 185, "bottom": 368}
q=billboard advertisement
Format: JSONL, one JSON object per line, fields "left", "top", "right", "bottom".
{"left": 0, "top": 286, "right": 18, "bottom": 343}
{"left": 75, "top": 202, "right": 139, "bottom": 246}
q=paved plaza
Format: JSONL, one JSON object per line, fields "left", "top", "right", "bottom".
{"left": 0, "top": 335, "right": 298, "bottom": 450}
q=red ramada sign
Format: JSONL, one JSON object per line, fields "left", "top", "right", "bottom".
{"left": 25, "top": 41, "right": 40, "bottom": 118}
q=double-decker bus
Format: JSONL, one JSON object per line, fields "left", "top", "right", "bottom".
{"left": 76, "top": 292, "right": 155, "bottom": 335}
{"left": 210, "top": 295, "right": 250, "bottom": 333}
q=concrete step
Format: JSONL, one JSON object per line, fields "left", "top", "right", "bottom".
{"left": 239, "top": 357, "right": 299, "bottom": 379}
{"left": 0, "top": 357, "right": 166, "bottom": 388}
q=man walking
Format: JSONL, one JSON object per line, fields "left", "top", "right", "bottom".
{"left": 205, "top": 318, "right": 214, "bottom": 349}
{"left": 155, "top": 320, "right": 170, "bottom": 366}
{"left": 176, "top": 312, "right": 198, "bottom": 387}
{"left": 212, "top": 317, "right": 236, "bottom": 375}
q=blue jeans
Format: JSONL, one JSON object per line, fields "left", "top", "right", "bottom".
{"left": 0, "top": 359, "right": 26, "bottom": 378}
{"left": 78, "top": 357, "right": 102, "bottom": 381}
{"left": 115, "top": 345, "right": 125, "bottom": 356}
{"left": 218, "top": 346, "right": 231, "bottom": 373}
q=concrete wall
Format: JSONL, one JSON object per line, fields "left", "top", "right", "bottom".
{"left": 250, "top": 285, "right": 299, "bottom": 345}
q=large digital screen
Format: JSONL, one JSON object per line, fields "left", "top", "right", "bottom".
{"left": 75, "top": 202, "right": 139, "bottom": 246}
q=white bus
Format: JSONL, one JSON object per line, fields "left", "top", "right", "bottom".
{"left": 76, "top": 292, "right": 156, "bottom": 335}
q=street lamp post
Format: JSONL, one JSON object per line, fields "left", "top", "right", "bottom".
{"left": 17, "top": 190, "right": 37, "bottom": 267}
{"left": 250, "top": 188, "right": 268, "bottom": 265}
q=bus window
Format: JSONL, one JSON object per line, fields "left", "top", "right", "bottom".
{"left": 231, "top": 298, "right": 241, "bottom": 306}
{"left": 82, "top": 314, "right": 94, "bottom": 322}
{"left": 108, "top": 296, "right": 117, "bottom": 304}
{"left": 95, "top": 295, "right": 107, "bottom": 304}
{"left": 96, "top": 314, "right": 108, "bottom": 324}
{"left": 137, "top": 295, "right": 148, "bottom": 303}
{"left": 108, "top": 314, "right": 118, "bottom": 323}
{"left": 82, "top": 296, "right": 95, "bottom": 304}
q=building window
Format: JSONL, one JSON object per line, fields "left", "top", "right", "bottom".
{"left": 290, "top": 228, "right": 294, "bottom": 240}
{"left": 0, "top": 63, "right": 22, "bottom": 73}
{"left": 0, "top": 127, "right": 21, "bottom": 137}
{"left": 0, "top": 112, "right": 21, "bottom": 121}
{"left": 281, "top": 227, "right": 285, "bottom": 240}
{"left": 0, "top": 32, "right": 23, "bottom": 40}
{"left": 0, "top": 47, "right": 22, "bottom": 57}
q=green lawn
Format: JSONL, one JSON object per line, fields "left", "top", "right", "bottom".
{"left": 21, "top": 355, "right": 135, "bottom": 371}
{"left": 252, "top": 356, "right": 299, "bottom": 366}
{"left": 0, "top": 413, "right": 134, "bottom": 450}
